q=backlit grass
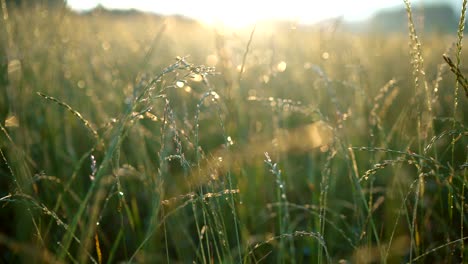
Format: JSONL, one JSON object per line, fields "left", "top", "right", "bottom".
{"left": 0, "top": 1, "right": 467, "bottom": 263}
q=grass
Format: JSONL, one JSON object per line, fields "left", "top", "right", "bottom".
{"left": 0, "top": 1, "right": 467, "bottom": 263}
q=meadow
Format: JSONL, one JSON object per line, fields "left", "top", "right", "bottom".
{"left": 0, "top": 1, "right": 467, "bottom": 263}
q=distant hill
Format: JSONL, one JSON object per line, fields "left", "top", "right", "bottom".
{"left": 345, "top": 4, "right": 461, "bottom": 34}
{"left": 4, "top": 0, "right": 65, "bottom": 7}
{"left": 81, "top": 4, "right": 144, "bottom": 17}
{"left": 80, "top": 4, "right": 203, "bottom": 27}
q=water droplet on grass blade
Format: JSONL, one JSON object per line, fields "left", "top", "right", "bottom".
{"left": 176, "top": 80, "right": 185, "bottom": 88}
{"left": 227, "top": 136, "right": 234, "bottom": 145}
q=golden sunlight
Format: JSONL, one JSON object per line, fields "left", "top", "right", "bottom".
{"left": 66, "top": 0, "right": 412, "bottom": 28}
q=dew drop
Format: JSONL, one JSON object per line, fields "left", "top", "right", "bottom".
{"left": 176, "top": 81, "right": 185, "bottom": 88}
{"left": 227, "top": 136, "right": 234, "bottom": 145}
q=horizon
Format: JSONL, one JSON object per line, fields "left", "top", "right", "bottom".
{"left": 66, "top": 0, "right": 460, "bottom": 28}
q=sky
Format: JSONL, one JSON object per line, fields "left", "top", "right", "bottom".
{"left": 66, "top": 0, "right": 460, "bottom": 28}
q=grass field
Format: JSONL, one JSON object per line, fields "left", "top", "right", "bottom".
{"left": 0, "top": 1, "right": 467, "bottom": 263}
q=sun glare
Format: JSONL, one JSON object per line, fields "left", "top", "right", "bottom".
{"left": 66, "top": 0, "right": 412, "bottom": 29}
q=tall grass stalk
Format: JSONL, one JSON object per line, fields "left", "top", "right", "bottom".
{"left": 347, "top": 146, "right": 383, "bottom": 262}
{"left": 318, "top": 149, "right": 335, "bottom": 264}
{"left": 264, "top": 152, "right": 295, "bottom": 263}
{"left": 453, "top": 2, "right": 467, "bottom": 261}
{"left": 403, "top": 0, "right": 428, "bottom": 261}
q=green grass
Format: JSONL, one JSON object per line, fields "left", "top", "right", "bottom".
{"left": 0, "top": 1, "right": 467, "bottom": 263}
